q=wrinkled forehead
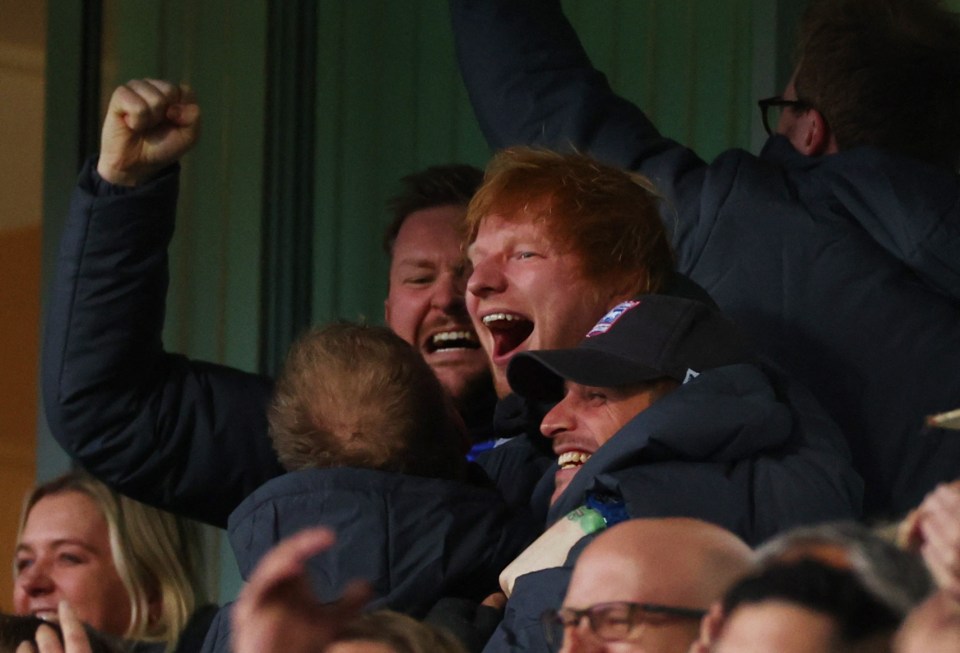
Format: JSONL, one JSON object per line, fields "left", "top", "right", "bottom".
{"left": 466, "top": 209, "right": 574, "bottom": 262}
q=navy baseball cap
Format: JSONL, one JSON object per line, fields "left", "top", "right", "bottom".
{"left": 507, "top": 295, "right": 756, "bottom": 401}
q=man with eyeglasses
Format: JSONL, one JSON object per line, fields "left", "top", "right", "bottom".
{"left": 541, "top": 518, "right": 753, "bottom": 653}
{"left": 449, "top": 0, "right": 960, "bottom": 520}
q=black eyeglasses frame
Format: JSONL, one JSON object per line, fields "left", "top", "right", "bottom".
{"left": 757, "top": 95, "right": 810, "bottom": 135}
{"left": 540, "top": 601, "right": 707, "bottom": 648}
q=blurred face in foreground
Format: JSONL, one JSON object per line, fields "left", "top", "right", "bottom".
{"left": 714, "top": 601, "right": 840, "bottom": 653}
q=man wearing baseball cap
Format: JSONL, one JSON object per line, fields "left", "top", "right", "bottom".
{"left": 508, "top": 294, "right": 860, "bottom": 534}
{"left": 484, "top": 294, "right": 862, "bottom": 653}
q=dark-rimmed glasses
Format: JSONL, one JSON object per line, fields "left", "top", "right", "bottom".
{"left": 540, "top": 601, "right": 707, "bottom": 649}
{"left": 757, "top": 96, "right": 810, "bottom": 135}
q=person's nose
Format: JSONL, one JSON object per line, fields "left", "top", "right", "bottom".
{"left": 466, "top": 255, "right": 506, "bottom": 299}
{"left": 17, "top": 560, "right": 55, "bottom": 597}
{"left": 541, "top": 397, "right": 574, "bottom": 440}
{"left": 431, "top": 273, "right": 467, "bottom": 314}
{"left": 560, "top": 620, "right": 604, "bottom": 653}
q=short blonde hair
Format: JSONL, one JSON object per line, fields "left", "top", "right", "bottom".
{"left": 17, "top": 471, "right": 206, "bottom": 651}
{"left": 268, "top": 322, "right": 466, "bottom": 480}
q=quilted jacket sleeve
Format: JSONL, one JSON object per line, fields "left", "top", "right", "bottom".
{"left": 42, "top": 159, "right": 284, "bottom": 527}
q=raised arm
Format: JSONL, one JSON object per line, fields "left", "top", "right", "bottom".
{"left": 448, "top": 0, "right": 705, "bottom": 173}
{"left": 42, "top": 80, "right": 284, "bottom": 527}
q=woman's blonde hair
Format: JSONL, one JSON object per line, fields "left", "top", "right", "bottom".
{"left": 16, "top": 471, "right": 207, "bottom": 651}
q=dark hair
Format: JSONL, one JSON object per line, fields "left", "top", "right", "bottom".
{"left": 268, "top": 322, "right": 466, "bottom": 480}
{"left": 722, "top": 559, "right": 904, "bottom": 645}
{"left": 795, "top": 0, "right": 960, "bottom": 168}
{"left": 383, "top": 164, "right": 484, "bottom": 256}
{"left": 756, "top": 521, "right": 933, "bottom": 618}
{"left": 0, "top": 614, "right": 122, "bottom": 653}
{"left": 466, "top": 148, "right": 675, "bottom": 298}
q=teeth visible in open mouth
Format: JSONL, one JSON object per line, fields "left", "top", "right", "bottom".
{"left": 430, "top": 330, "right": 479, "bottom": 351}
{"left": 558, "top": 451, "right": 591, "bottom": 469}
{"left": 434, "top": 330, "right": 476, "bottom": 343}
{"left": 479, "top": 312, "right": 534, "bottom": 357}
{"left": 482, "top": 313, "right": 525, "bottom": 326}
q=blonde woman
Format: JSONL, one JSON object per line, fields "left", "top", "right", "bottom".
{"left": 13, "top": 471, "right": 215, "bottom": 653}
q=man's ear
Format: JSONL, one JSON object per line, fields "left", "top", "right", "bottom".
{"left": 794, "top": 109, "right": 837, "bottom": 157}
{"left": 689, "top": 602, "right": 726, "bottom": 653}
{"left": 383, "top": 298, "right": 391, "bottom": 326}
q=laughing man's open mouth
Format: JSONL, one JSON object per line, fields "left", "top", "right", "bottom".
{"left": 481, "top": 312, "right": 534, "bottom": 359}
{"left": 558, "top": 450, "right": 591, "bottom": 469}
{"left": 425, "top": 329, "right": 482, "bottom": 353}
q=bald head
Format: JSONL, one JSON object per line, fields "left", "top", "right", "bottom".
{"left": 560, "top": 519, "right": 754, "bottom": 653}
{"left": 567, "top": 518, "right": 754, "bottom": 609}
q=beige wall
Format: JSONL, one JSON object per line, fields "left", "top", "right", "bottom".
{"left": 0, "top": 0, "right": 46, "bottom": 613}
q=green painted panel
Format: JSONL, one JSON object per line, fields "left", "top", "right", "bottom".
{"left": 413, "top": 2, "right": 492, "bottom": 162}
{"left": 103, "top": 0, "right": 266, "bottom": 372}
{"left": 39, "top": 0, "right": 95, "bottom": 481}
{"left": 186, "top": 1, "right": 266, "bottom": 369}
{"left": 312, "top": 0, "right": 348, "bottom": 324}
{"left": 565, "top": 0, "right": 755, "bottom": 160}
{"left": 309, "top": 0, "right": 490, "bottom": 329}
{"left": 259, "top": 1, "right": 321, "bottom": 374}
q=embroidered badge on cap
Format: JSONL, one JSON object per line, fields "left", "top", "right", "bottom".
{"left": 586, "top": 300, "right": 641, "bottom": 338}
